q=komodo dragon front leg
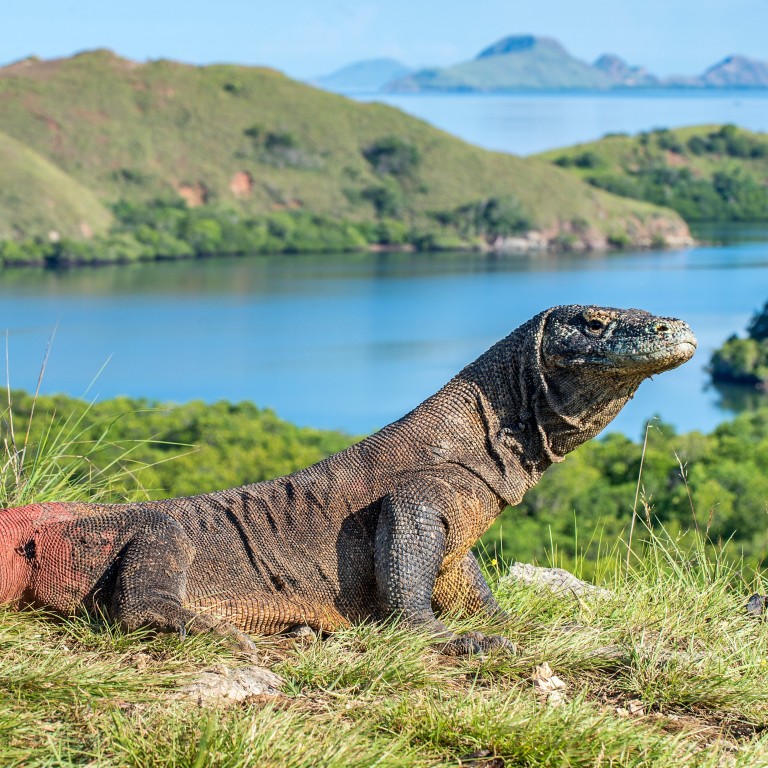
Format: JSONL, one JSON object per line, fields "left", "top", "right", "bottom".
{"left": 374, "top": 481, "right": 513, "bottom": 655}
{"left": 432, "top": 550, "right": 507, "bottom": 620}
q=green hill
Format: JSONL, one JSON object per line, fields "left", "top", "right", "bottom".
{"left": 388, "top": 36, "right": 612, "bottom": 92}
{"left": 0, "top": 129, "right": 111, "bottom": 240}
{"left": 537, "top": 125, "right": 768, "bottom": 223}
{"left": 0, "top": 50, "right": 688, "bottom": 258}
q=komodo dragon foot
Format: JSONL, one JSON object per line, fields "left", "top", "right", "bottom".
{"left": 437, "top": 631, "right": 516, "bottom": 656}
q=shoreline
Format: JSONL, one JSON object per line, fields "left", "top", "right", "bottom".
{"left": 0, "top": 229, "right": 697, "bottom": 272}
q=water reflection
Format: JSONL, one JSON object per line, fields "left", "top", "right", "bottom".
{"left": 689, "top": 222, "right": 768, "bottom": 246}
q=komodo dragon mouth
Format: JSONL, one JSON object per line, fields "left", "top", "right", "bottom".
{"left": 605, "top": 338, "right": 697, "bottom": 371}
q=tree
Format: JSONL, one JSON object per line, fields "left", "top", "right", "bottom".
{"left": 747, "top": 301, "right": 768, "bottom": 342}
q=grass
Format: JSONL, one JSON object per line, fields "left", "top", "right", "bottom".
{"left": 2, "top": 534, "right": 768, "bottom": 767}
{"left": 0, "top": 130, "right": 112, "bottom": 241}
{"left": 2, "top": 389, "right": 768, "bottom": 765}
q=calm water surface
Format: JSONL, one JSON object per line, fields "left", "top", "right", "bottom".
{"left": 1, "top": 233, "right": 766, "bottom": 439}
{"left": 357, "top": 90, "right": 768, "bottom": 155}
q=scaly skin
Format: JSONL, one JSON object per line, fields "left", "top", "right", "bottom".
{"left": 0, "top": 306, "right": 696, "bottom": 654}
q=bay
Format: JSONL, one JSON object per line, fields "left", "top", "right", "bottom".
{"left": 1, "top": 231, "right": 766, "bottom": 439}
{"left": 357, "top": 89, "right": 768, "bottom": 155}
{"left": 3, "top": 91, "right": 767, "bottom": 440}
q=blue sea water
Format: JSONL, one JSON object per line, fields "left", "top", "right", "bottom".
{"left": 356, "top": 89, "right": 768, "bottom": 155}
{"left": 1, "top": 234, "right": 766, "bottom": 439}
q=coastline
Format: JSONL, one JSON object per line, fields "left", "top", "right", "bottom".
{"left": 0, "top": 228, "right": 697, "bottom": 271}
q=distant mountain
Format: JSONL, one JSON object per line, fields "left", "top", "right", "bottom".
{"left": 593, "top": 54, "right": 659, "bottom": 87}
{"left": 387, "top": 36, "right": 611, "bottom": 91}
{"left": 698, "top": 55, "right": 768, "bottom": 87}
{"left": 311, "top": 58, "right": 413, "bottom": 93}
{"left": 371, "top": 34, "right": 768, "bottom": 92}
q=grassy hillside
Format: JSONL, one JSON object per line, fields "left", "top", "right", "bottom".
{"left": 2, "top": 392, "right": 768, "bottom": 765}
{"left": 538, "top": 125, "right": 768, "bottom": 223}
{"left": 0, "top": 50, "right": 687, "bottom": 252}
{"left": 0, "top": 130, "right": 111, "bottom": 240}
{"left": 390, "top": 36, "right": 611, "bottom": 92}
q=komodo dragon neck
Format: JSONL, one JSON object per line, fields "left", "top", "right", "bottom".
{"left": 372, "top": 310, "right": 645, "bottom": 507}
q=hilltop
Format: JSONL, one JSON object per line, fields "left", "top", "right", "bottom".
{"left": 0, "top": 50, "right": 689, "bottom": 261}
{"left": 537, "top": 125, "right": 768, "bottom": 224}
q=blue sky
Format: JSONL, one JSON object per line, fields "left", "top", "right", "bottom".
{"left": 1, "top": 0, "right": 765, "bottom": 78}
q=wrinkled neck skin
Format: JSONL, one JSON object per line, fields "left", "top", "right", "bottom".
{"left": 418, "top": 312, "right": 643, "bottom": 506}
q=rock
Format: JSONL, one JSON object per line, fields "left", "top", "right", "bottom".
{"left": 616, "top": 699, "right": 646, "bottom": 717}
{"left": 285, "top": 623, "right": 317, "bottom": 639}
{"left": 531, "top": 662, "right": 567, "bottom": 707}
{"left": 746, "top": 593, "right": 768, "bottom": 618}
{"left": 176, "top": 665, "right": 284, "bottom": 706}
{"left": 506, "top": 562, "right": 613, "bottom": 599}
{"left": 492, "top": 232, "right": 548, "bottom": 253}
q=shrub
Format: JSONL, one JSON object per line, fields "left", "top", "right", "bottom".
{"left": 710, "top": 303, "right": 768, "bottom": 388}
{"left": 747, "top": 301, "right": 768, "bottom": 342}
{"left": 0, "top": 239, "right": 51, "bottom": 266}
{"left": 243, "top": 126, "right": 319, "bottom": 168}
{"left": 653, "top": 129, "right": 684, "bottom": 153}
{"left": 362, "top": 137, "right": 421, "bottom": 177}
{"left": 573, "top": 151, "right": 603, "bottom": 169}
{"left": 361, "top": 183, "right": 404, "bottom": 218}
{"left": 607, "top": 230, "right": 631, "bottom": 249}
{"left": 435, "top": 196, "right": 531, "bottom": 239}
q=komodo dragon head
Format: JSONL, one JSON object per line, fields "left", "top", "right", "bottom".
{"left": 535, "top": 305, "right": 697, "bottom": 455}
{"left": 453, "top": 305, "right": 697, "bottom": 491}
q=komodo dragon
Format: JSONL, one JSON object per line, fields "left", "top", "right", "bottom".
{"left": 0, "top": 305, "right": 696, "bottom": 655}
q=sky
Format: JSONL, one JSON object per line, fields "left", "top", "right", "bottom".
{"left": 0, "top": 0, "right": 765, "bottom": 79}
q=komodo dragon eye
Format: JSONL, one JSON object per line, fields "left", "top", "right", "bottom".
{"left": 585, "top": 318, "right": 607, "bottom": 333}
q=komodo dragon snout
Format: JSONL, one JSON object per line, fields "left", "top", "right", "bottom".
{"left": 0, "top": 304, "right": 696, "bottom": 656}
